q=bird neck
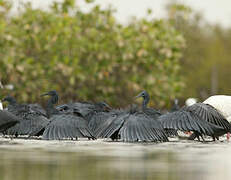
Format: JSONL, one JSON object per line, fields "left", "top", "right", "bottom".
{"left": 45, "top": 95, "right": 59, "bottom": 118}
{"left": 94, "top": 102, "right": 109, "bottom": 112}
{"left": 9, "top": 99, "right": 17, "bottom": 106}
{"left": 142, "top": 95, "right": 150, "bottom": 109}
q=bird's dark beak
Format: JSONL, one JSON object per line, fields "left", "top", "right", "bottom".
{"left": 40, "top": 93, "right": 49, "bottom": 97}
{"left": 105, "top": 105, "right": 112, "bottom": 111}
{"left": 134, "top": 93, "right": 142, "bottom": 99}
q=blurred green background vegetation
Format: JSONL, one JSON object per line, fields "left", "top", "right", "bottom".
{"left": 0, "top": 0, "right": 230, "bottom": 108}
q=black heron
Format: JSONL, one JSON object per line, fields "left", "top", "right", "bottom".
{"left": 30, "top": 90, "right": 95, "bottom": 140}
{"left": 2, "top": 96, "right": 49, "bottom": 137}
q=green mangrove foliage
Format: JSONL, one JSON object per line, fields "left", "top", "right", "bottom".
{"left": 0, "top": 0, "right": 185, "bottom": 107}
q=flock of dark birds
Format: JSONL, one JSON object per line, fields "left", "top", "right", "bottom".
{"left": 0, "top": 90, "right": 231, "bottom": 143}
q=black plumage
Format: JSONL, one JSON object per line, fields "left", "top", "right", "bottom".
{"left": 32, "top": 90, "right": 95, "bottom": 140}
{"left": 57, "top": 101, "right": 111, "bottom": 123}
{"left": 95, "top": 108, "right": 169, "bottom": 142}
{"left": 88, "top": 111, "right": 115, "bottom": 136}
{"left": 135, "top": 90, "right": 162, "bottom": 119}
{"left": 28, "top": 104, "right": 47, "bottom": 117}
{"left": 2, "top": 96, "right": 28, "bottom": 117}
{"left": 42, "top": 114, "right": 93, "bottom": 140}
{"left": 0, "top": 110, "right": 20, "bottom": 132}
{"left": 7, "top": 111, "right": 49, "bottom": 136}
{"left": 41, "top": 91, "right": 59, "bottom": 118}
{"left": 135, "top": 90, "right": 178, "bottom": 137}
{"left": 2, "top": 96, "right": 49, "bottom": 136}
{"left": 94, "top": 110, "right": 126, "bottom": 140}
{"left": 164, "top": 129, "right": 178, "bottom": 137}
{"left": 119, "top": 112, "right": 168, "bottom": 142}
{"left": 158, "top": 110, "right": 224, "bottom": 141}
{"left": 3, "top": 96, "right": 46, "bottom": 116}
{"left": 183, "top": 103, "right": 231, "bottom": 140}
{"left": 164, "top": 99, "right": 181, "bottom": 137}
{"left": 171, "top": 99, "right": 180, "bottom": 112}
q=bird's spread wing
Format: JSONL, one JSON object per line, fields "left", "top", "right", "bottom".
{"left": 29, "top": 104, "right": 47, "bottom": 117}
{"left": 0, "top": 110, "right": 20, "bottom": 132}
{"left": 88, "top": 112, "right": 112, "bottom": 136}
{"left": 94, "top": 112, "right": 127, "bottom": 139}
{"left": 183, "top": 103, "right": 231, "bottom": 132}
{"left": 164, "top": 129, "right": 178, "bottom": 137}
{"left": 7, "top": 112, "right": 49, "bottom": 136}
{"left": 42, "top": 114, "right": 94, "bottom": 140}
{"left": 56, "top": 102, "right": 96, "bottom": 120}
{"left": 119, "top": 112, "right": 168, "bottom": 142}
{"left": 144, "top": 108, "right": 162, "bottom": 120}
{"left": 158, "top": 110, "right": 223, "bottom": 136}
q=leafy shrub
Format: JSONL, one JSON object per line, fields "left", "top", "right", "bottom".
{"left": 0, "top": 0, "right": 185, "bottom": 108}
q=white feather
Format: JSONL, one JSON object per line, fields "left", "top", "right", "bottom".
{"left": 203, "top": 95, "right": 231, "bottom": 119}
{"left": 0, "top": 101, "right": 3, "bottom": 110}
{"left": 185, "top": 98, "right": 197, "bottom": 106}
{"left": 226, "top": 116, "right": 231, "bottom": 122}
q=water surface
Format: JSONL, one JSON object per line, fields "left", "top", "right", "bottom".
{"left": 0, "top": 137, "right": 230, "bottom": 180}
